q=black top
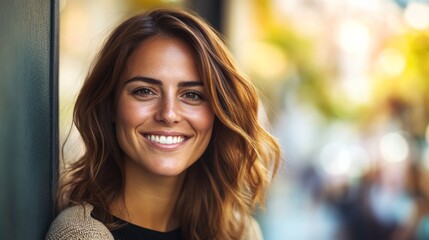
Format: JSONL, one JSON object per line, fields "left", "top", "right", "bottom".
{"left": 111, "top": 217, "right": 183, "bottom": 240}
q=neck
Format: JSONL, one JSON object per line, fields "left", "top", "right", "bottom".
{"left": 112, "top": 159, "right": 186, "bottom": 232}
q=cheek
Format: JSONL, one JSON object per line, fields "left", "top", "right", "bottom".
{"left": 115, "top": 99, "right": 148, "bottom": 128}
{"left": 193, "top": 107, "right": 215, "bottom": 134}
{"left": 116, "top": 103, "right": 133, "bottom": 127}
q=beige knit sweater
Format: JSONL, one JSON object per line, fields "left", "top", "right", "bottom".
{"left": 45, "top": 203, "right": 263, "bottom": 240}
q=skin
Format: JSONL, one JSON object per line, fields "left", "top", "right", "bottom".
{"left": 112, "top": 35, "right": 215, "bottom": 231}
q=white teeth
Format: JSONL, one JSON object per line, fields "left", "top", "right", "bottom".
{"left": 145, "top": 135, "right": 185, "bottom": 144}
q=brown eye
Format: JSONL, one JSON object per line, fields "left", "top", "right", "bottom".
{"left": 132, "top": 87, "right": 154, "bottom": 97}
{"left": 182, "top": 90, "right": 206, "bottom": 102}
{"left": 183, "top": 91, "right": 202, "bottom": 100}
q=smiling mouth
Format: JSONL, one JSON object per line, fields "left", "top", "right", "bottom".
{"left": 144, "top": 134, "right": 186, "bottom": 145}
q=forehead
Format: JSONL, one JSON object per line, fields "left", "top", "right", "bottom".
{"left": 122, "top": 35, "right": 199, "bottom": 78}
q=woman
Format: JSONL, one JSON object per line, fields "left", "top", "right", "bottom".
{"left": 46, "top": 8, "right": 280, "bottom": 240}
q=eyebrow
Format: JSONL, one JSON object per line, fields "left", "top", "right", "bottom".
{"left": 124, "top": 76, "right": 203, "bottom": 87}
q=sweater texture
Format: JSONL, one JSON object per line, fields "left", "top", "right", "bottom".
{"left": 45, "top": 203, "right": 263, "bottom": 240}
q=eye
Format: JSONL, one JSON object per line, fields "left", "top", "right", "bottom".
{"left": 131, "top": 87, "right": 155, "bottom": 97}
{"left": 181, "top": 91, "right": 204, "bottom": 102}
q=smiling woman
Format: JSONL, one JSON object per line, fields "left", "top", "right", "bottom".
{"left": 46, "top": 8, "right": 280, "bottom": 240}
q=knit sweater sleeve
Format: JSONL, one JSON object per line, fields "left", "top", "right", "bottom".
{"left": 45, "top": 203, "right": 114, "bottom": 240}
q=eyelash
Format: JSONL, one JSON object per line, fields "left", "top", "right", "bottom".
{"left": 181, "top": 91, "right": 204, "bottom": 101}
{"left": 131, "top": 87, "right": 155, "bottom": 97}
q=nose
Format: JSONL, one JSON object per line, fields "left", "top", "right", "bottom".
{"left": 154, "top": 95, "right": 182, "bottom": 125}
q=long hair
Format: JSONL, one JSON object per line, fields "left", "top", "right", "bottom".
{"left": 58, "top": 8, "right": 281, "bottom": 240}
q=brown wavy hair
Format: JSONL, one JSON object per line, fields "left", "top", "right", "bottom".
{"left": 58, "top": 8, "right": 281, "bottom": 240}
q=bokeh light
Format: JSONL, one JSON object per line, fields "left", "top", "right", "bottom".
{"left": 380, "top": 132, "right": 409, "bottom": 163}
{"left": 377, "top": 48, "right": 406, "bottom": 77}
{"left": 336, "top": 19, "right": 371, "bottom": 54}
{"left": 319, "top": 143, "right": 371, "bottom": 177}
{"left": 404, "top": 2, "right": 429, "bottom": 30}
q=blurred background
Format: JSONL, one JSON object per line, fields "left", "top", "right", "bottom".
{"left": 60, "top": 0, "right": 429, "bottom": 239}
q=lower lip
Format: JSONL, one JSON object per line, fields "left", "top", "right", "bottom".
{"left": 144, "top": 137, "right": 188, "bottom": 151}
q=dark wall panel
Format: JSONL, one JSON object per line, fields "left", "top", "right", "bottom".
{"left": 0, "top": 0, "right": 58, "bottom": 239}
{"left": 189, "top": 0, "right": 224, "bottom": 33}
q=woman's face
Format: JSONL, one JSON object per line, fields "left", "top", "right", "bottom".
{"left": 115, "top": 35, "right": 214, "bottom": 177}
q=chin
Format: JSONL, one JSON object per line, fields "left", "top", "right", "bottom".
{"left": 146, "top": 156, "right": 196, "bottom": 177}
{"left": 149, "top": 164, "right": 189, "bottom": 177}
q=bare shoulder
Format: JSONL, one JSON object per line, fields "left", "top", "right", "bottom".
{"left": 45, "top": 203, "right": 113, "bottom": 240}
{"left": 243, "top": 217, "right": 264, "bottom": 240}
